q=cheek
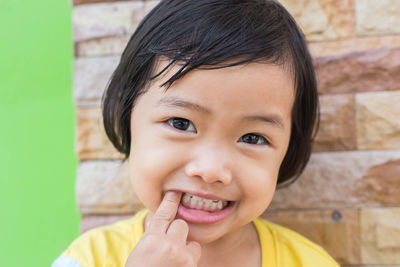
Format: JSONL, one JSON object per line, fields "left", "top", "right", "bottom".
{"left": 128, "top": 142, "right": 186, "bottom": 212}
{"left": 244, "top": 181, "right": 277, "bottom": 219}
{"left": 129, "top": 148, "right": 163, "bottom": 212}
{"left": 240, "top": 161, "right": 279, "bottom": 211}
{"left": 247, "top": 177, "right": 277, "bottom": 204}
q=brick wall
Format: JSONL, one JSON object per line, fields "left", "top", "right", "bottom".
{"left": 73, "top": 1, "right": 400, "bottom": 265}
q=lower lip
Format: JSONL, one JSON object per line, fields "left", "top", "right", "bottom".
{"left": 177, "top": 202, "right": 235, "bottom": 224}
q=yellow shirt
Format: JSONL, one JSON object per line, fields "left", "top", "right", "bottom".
{"left": 53, "top": 209, "right": 339, "bottom": 267}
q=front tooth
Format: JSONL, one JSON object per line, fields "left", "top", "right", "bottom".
{"left": 182, "top": 193, "right": 191, "bottom": 204}
{"left": 210, "top": 202, "right": 218, "bottom": 210}
{"left": 197, "top": 200, "right": 204, "bottom": 209}
{"left": 196, "top": 196, "right": 205, "bottom": 208}
{"left": 204, "top": 200, "right": 212, "bottom": 209}
{"left": 192, "top": 195, "right": 201, "bottom": 201}
{"left": 217, "top": 201, "right": 223, "bottom": 210}
{"left": 190, "top": 196, "right": 198, "bottom": 207}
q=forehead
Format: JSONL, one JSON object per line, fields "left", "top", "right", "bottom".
{"left": 151, "top": 59, "right": 295, "bottom": 107}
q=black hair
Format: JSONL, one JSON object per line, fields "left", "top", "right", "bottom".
{"left": 102, "top": 0, "right": 319, "bottom": 186}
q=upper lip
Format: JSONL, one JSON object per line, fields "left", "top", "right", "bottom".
{"left": 171, "top": 189, "right": 232, "bottom": 202}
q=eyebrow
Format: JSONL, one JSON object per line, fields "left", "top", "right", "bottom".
{"left": 157, "top": 96, "right": 285, "bottom": 130}
{"left": 157, "top": 96, "right": 210, "bottom": 113}
{"left": 242, "top": 115, "right": 285, "bottom": 130}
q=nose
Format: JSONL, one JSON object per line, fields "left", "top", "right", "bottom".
{"left": 184, "top": 145, "right": 233, "bottom": 185}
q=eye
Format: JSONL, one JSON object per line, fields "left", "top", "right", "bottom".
{"left": 239, "top": 133, "right": 270, "bottom": 145}
{"left": 166, "top": 117, "right": 197, "bottom": 132}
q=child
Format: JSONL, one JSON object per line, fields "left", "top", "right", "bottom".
{"left": 53, "top": 0, "right": 339, "bottom": 266}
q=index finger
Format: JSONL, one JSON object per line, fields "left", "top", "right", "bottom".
{"left": 147, "top": 191, "right": 182, "bottom": 234}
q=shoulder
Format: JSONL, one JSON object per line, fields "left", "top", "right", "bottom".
{"left": 53, "top": 210, "right": 148, "bottom": 267}
{"left": 253, "top": 217, "right": 340, "bottom": 267}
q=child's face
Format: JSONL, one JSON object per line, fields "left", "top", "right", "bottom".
{"left": 128, "top": 59, "right": 294, "bottom": 244}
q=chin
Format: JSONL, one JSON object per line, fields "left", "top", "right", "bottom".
{"left": 186, "top": 223, "right": 228, "bottom": 245}
{"left": 187, "top": 232, "right": 219, "bottom": 245}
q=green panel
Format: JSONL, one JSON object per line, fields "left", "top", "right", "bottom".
{"left": 0, "top": 0, "right": 79, "bottom": 266}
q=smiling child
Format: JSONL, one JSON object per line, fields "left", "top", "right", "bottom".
{"left": 53, "top": 0, "right": 340, "bottom": 266}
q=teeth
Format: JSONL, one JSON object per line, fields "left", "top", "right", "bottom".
{"left": 181, "top": 193, "right": 229, "bottom": 212}
{"left": 210, "top": 202, "right": 217, "bottom": 210}
{"left": 182, "top": 193, "right": 191, "bottom": 204}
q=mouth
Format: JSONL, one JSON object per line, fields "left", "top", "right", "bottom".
{"left": 177, "top": 192, "right": 235, "bottom": 224}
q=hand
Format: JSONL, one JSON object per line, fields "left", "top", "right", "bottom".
{"left": 125, "top": 191, "right": 201, "bottom": 267}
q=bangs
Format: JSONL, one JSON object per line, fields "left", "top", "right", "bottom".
{"left": 141, "top": 0, "right": 293, "bottom": 87}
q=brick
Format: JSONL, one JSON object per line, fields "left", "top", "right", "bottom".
{"left": 352, "top": 158, "right": 400, "bottom": 206}
{"left": 269, "top": 150, "right": 400, "bottom": 210}
{"left": 263, "top": 209, "right": 360, "bottom": 265}
{"left": 280, "top": 0, "right": 355, "bottom": 41}
{"left": 76, "top": 160, "right": 144, "bottom": 215}
{"left": 361, "top": 208, "right": 400, "bottom": 264}
{"left": 74, "top": 56, "right": 119, "bottom": 108}
{"left": 376, "top": 220, "right": 400, "bottom": 249}
{"left": 308, "top": 35, "right": 400, "bottom": 58}
{"left": 81, "top": 214, "right": 133, "bottom": 233}
{"left": 73, "top": 2, "right": 144, "bottom": 42}
{"left": 356, "top": 0, "right": 400, "bottom": 36}
{"left": 314, "top": 48, "right": 400, "bottom": 94}
{"left": 313, "top": 94, "right": 356, "bottom": 152}
{"left": 356, "top": 91, "right": 400, "bottom": 150}
{"left": 75, "top": 36, "right": 129, "bottom": 57}
{"left": 74, "top": 1, "right": 160, "bottom": 57}
{"left": 75, "top": 108, "right": 124, "bottom": 160}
